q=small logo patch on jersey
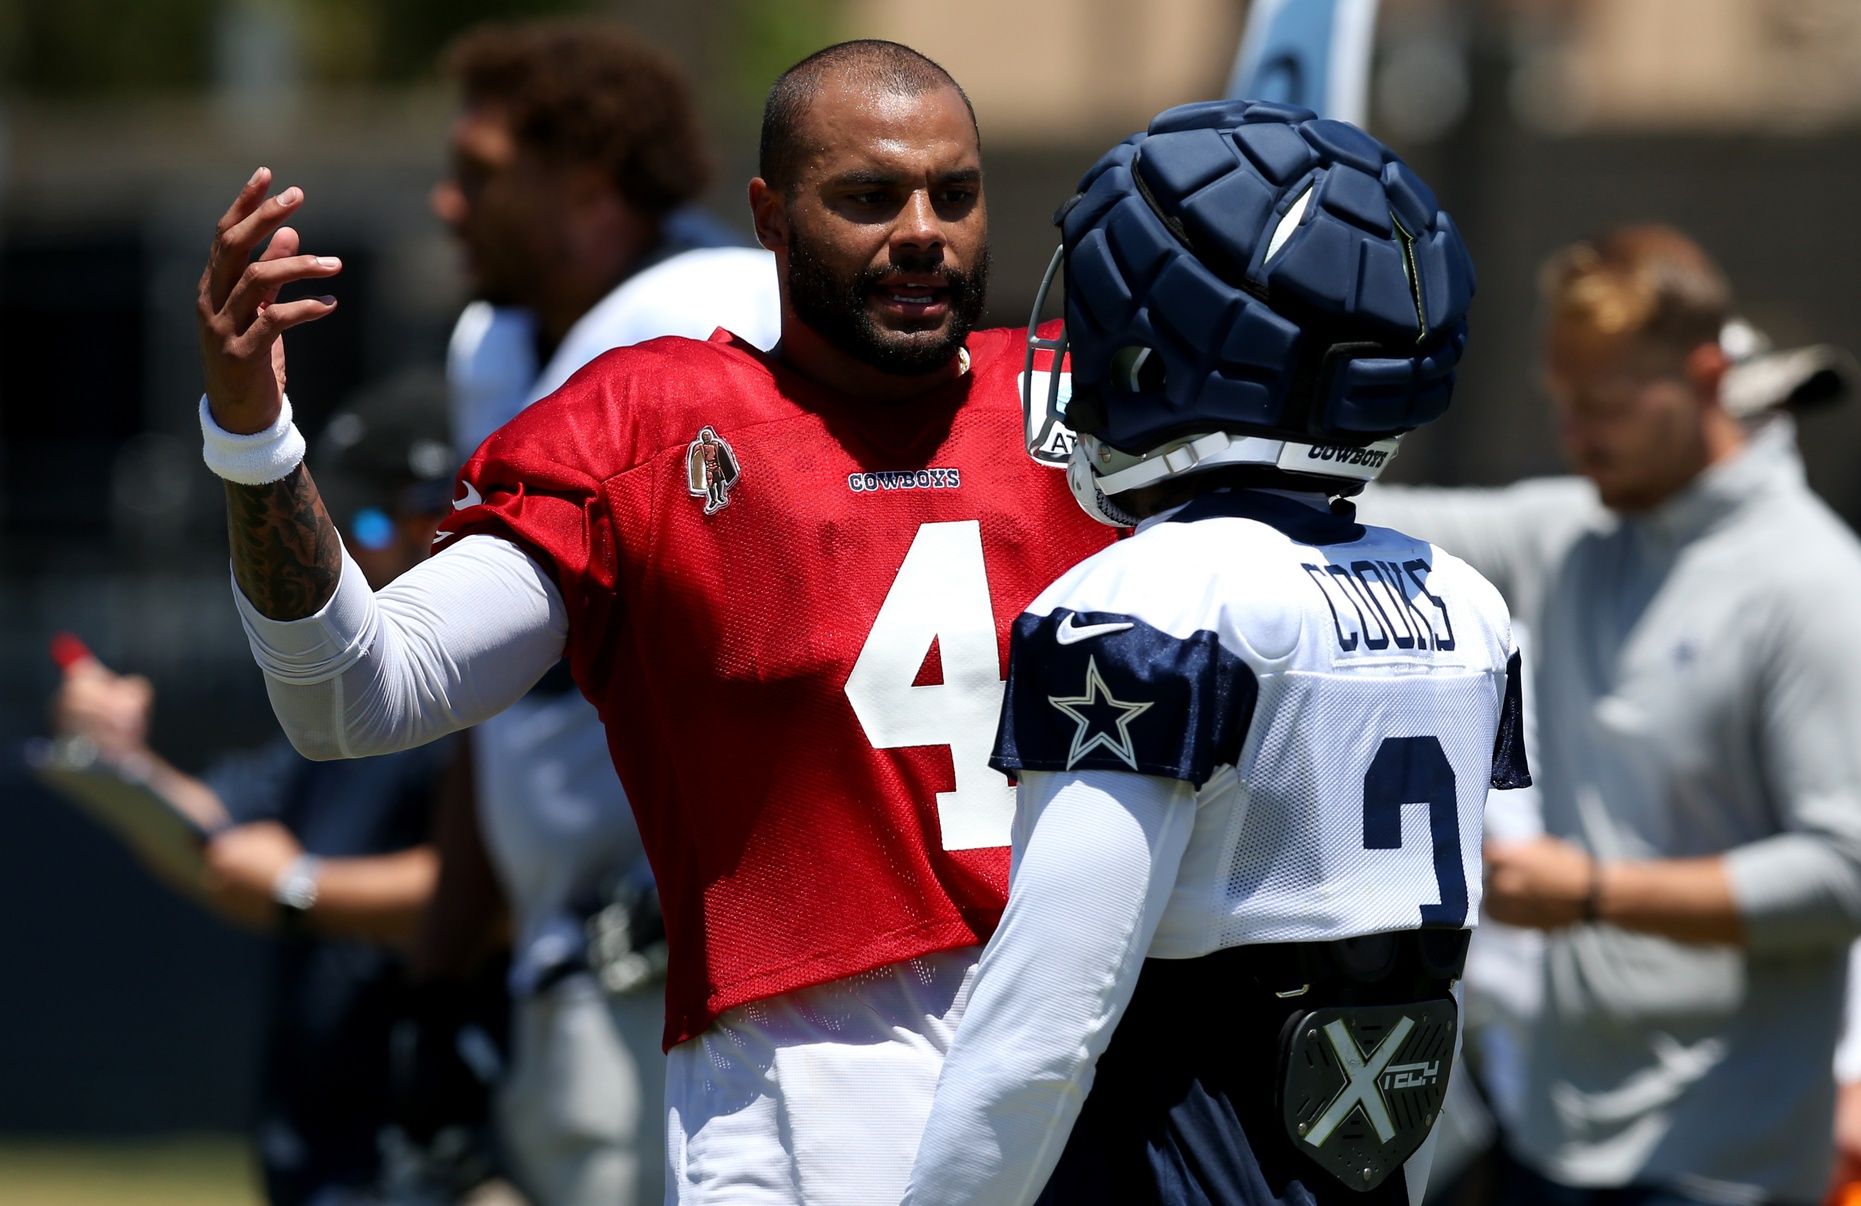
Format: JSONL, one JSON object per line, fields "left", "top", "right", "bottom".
{"left": 686, "top": 426, "right": 741, "bottom": 515}
{"left": 1048, "top": 655, "right": 1153, "bottom": 771}
{"left": 847, "top": 467, "right": 962, "bottom": 493}
{"left": 1055, "top": 615, "right": 1134, "bottom": 645}
{"left": 1018, "top": 369, "right": 1077, "bottom": 467}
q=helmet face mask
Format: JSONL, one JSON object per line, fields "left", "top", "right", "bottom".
{"left": 1020, "top": 247, "right": 1079, "bottom": 469}
{"left": 1037, "top": 99, "right": 1474, "bottom": 518}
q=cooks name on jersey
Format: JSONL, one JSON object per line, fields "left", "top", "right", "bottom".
{"left": 1300, "top": 558, "right": 1457, "bottom": 654}
{"left": 847, "top": 467, "right": 962, "bottom": 493}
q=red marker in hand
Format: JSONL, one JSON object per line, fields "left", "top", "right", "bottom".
{"left": 50, "top": 632, "right": 96, "bottom": 673}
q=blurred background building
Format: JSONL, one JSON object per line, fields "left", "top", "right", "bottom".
{"left": 2, "top": 0, "right": 1859, "bottom": 1174}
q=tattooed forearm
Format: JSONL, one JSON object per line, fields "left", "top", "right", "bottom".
{"left": 224, "top": 465, "right": 343, "bottom": 620}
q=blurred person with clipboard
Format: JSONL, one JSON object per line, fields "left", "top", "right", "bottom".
{"left": 29, "top": 373, "right": 507, "bottom": 1206}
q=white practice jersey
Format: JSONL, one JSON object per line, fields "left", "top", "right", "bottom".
{"left": 993, "top": 490, "right": 1528, "bottom": 952}
{"left": 449, "top": 245, "right": 781, "bottom": 452}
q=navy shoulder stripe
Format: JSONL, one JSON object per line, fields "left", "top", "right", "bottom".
{"left": 1165, "top": 490, "right": 1365, "bottom": 545}
{"left": 991, "top": 609, "right": 1258, "bottom": 788}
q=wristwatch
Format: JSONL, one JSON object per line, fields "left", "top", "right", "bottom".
{"left": 272, "top": 853, "right": 322, "bottom": 923}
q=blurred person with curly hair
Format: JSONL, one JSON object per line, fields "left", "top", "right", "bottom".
{"left": 418, "top": 18, "right": 779, "bottom": 1205}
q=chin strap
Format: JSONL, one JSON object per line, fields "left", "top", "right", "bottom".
{"left": 1079, "top": 427, "right": 1404, "bottom": 505}
{"left": 1066, "top": 446, "right": 1145, "bottom": 527}
{"left": 1091, "top": 430, "right": 1269, "bottom": 494}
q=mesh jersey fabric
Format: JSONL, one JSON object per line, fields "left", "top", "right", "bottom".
{"left": 994, "top": 489, "right": 1523, "bottom": 952}
{"left": 436, "top": 325, "right": 1117, "bottom": 1048}
{"left": 445, "top": 242, "right": 779, "bottom": 1004}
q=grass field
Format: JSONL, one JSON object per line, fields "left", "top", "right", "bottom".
{"left": 0, "top": 1137, "right": 257, "bottom": 1205}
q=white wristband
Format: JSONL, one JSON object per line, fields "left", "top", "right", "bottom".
{"left": 199, "top": 393, "right": 307, "bottom": 485}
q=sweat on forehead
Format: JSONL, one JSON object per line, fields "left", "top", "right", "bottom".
{"left": 759, "top": 39, "right": 979, "bottom": 190}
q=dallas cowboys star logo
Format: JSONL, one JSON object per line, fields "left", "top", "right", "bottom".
{"left": 1048, "top": 656, "right": 1153, "bottom": 771}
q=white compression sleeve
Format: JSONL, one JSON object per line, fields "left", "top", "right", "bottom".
{"left": 903, "top": 768, "right": 1197, "bottom": 1206}
{"left": 234, "top": 533, "right": 568, "bottom": 759}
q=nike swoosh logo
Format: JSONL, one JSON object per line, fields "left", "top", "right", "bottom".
{"left": 452, "top": 481, "right": 483, "bottom": 511}
{"left": 1055, "top": 616, "right": 1134, "bottom": 645}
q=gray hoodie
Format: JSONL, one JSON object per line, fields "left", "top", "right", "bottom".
{"left": 1361, "top": 417, "right": 1861, "bottom": 1204}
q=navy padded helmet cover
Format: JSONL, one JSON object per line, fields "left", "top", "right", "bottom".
{"left": 1060, "top": 99, "right": 1474, "bottom": 454}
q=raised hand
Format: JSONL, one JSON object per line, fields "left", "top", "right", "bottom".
{"left": 190, "top": 169, "right": 348, "bottom": 619}
{"left": 50, "top": 654, "right": 155, "bottom": 761}
{"left": 195, "top": 167, "right": 343, "bottom": 433}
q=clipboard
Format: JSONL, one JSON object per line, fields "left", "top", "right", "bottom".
{"left": 24, "top": 736, "right": 214, "bottom": 884}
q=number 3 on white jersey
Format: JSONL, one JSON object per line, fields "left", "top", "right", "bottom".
{"left": 845, "top": 520, "right": 1013, "bottom": 851}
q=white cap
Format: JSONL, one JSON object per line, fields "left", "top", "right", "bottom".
{"left": 1720, "top": 318, "right": 1857, "bottom": 419}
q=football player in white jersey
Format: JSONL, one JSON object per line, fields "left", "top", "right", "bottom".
{"left": 904, "top": 101, "right": 1529, "bottom": 1206}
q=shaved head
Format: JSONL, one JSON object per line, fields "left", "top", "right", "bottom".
{"left": 759, "top": 39, "right": 978, "bottom": 193}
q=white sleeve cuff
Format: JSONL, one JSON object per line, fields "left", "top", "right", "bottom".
{"left": 199, "top": 393, "right": 307, "bottom": 485}
{"left": 232, "top": 544, "right": 378, "bottom": 684}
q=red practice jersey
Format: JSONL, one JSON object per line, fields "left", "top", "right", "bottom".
{"left": 439, "top": 326, "right": 1115, "bottom": 1048}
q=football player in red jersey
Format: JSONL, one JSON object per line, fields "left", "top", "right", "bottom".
{"left": 193, "top": 39, "right": 1113, "bottom": 1205}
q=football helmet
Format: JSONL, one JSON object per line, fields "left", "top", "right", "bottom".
{"left": 1024, "top": 99, "right": 1474, "bottom": 525}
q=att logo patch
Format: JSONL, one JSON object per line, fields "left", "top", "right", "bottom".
{"left": 848, "top": 468, "right": 962, "bottom": 493}
{"left": 1017, "top": 368, "right": 1077, "bottom": 468}
{"left": 1034, "top": 425, "right": 1077, "bottom": 463}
